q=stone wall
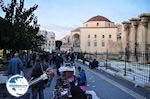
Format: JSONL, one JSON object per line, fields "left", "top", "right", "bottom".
{"left": 122, "top": 13, "right": 150, "bottom": 63}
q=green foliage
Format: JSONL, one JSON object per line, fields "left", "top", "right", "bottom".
{"left": 0, "top": 0, "right": 45, "bottom": 50}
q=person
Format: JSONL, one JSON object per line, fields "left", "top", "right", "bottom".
{"left": 49, "top": 54, "right": 53, "bottom": 65}
{"left": 71, "top": 53, "right": 75, "bottom": 63}
{"left": 52, "top": 54, "right": 56, "bottom": 64}
{"left": 44, "top": 53, "right": 51, "bottom": 67}
{"left": 91, "top": 59, "right": 99, "bottom": 69}
{"left": 55, "top": 54, "right": 63, "bottom": 76}
{"left": 83, "top": 54, "right": 86, "bottom": 64}
{"left": 8, "top": 53, "right": 23, "bottom": 75}
{"left": 22, "top": 52, "right": 30, "bottom": 68}
{"left": 65, "top": 53, "right": 71, "bottom": 62}
{"left": 55, "top": 64, "right": 87, "bottom": 99}
{"left": 30, "top": 53, "right": 37, "bottom": 67}
{"left": 77, "top": 66, "right": 87, "bottom": 92}
{"left": 31, "top": 54, "right": 49, "bottom": 99}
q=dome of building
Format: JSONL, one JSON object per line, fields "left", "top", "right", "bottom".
{"left": 86, "top": 15, "right": 111, "bottom": 22}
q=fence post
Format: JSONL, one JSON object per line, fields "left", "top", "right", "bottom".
{"left": 106, "top": 49, "right": 108, "bottom": 69}
{"left": 124, "top": 48, "right": 127, "bottom": 76}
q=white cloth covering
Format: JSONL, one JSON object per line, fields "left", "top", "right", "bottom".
{"left": 86, "top": 90, "right": 100, "bottom": 99}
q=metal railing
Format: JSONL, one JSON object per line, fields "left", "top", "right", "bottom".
{"left": 76, "top": 51, "right": 150, "bottom": 84}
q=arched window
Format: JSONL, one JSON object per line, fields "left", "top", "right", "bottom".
{"left": 94, "top": 34, "right": 97, "bottom": 38}
{"left": 88, "top": 35, "right": 90, "bottom": 38}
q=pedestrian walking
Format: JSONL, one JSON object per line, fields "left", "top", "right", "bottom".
{"left": 31, "top": 54, "right": 49, "bottom": 99}
{"left": 71, "top": 53, "right": 75, "bottom": 63}
{"left": 76, "top": 66, "right": 87, "bottom": 92}
{"left": 8, "top": 53, "right": 23, "bottom": 75}
{"left": 55, "top": 54, "right": 63, "bottom": 76}
{"left": 49, "top": 54, "right": 53, "bottom": 65}
{"left": 22, "top": 52, "right": 30, "bottom": 68}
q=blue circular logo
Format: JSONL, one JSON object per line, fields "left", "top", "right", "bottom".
{"left": 6, "top": 75, "right": 29, "bottom": 97}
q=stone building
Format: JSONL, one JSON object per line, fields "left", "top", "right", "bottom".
{"left": 122, "top": 13, "right": 150, "bottom": 63}
{"left": 61, "top": 35, "right": 71, "bottom": 45}
{"left": 71, "top": 15, "right": 121, "bottom": 54}
{"left": 60, "top": 35, "right": 72, "bottom": 52}
{"left": 38, "top": 30, "right": 55, "bottom": 53}
{"left": 70, "top": 28, "right": 81, "bottom": 52}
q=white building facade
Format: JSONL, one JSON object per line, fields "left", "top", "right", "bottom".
{"left": 71, "top": 15, "right": 120, "bottom": 53}
{"left": 39, "top": 30, "right": 55, "bottom": 53}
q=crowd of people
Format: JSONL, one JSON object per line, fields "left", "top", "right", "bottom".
{"left": 7, "top": 51, "right": 92, "bottom": 99}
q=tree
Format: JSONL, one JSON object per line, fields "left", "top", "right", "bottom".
{"left": 56, "top": 40, "right": 62, "bottom": 50}
{"left": 0, "top": 0, "right": 45, "bottom": 51}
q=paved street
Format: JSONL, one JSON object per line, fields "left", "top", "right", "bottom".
{"left": 24, "top": 61, "right": 150, "bottom": 99}
{"left": 77, "top": 62, "right": 134, "bottom": 99}
{"left": 75, "top": 62, "right": 141, "bottom": 99}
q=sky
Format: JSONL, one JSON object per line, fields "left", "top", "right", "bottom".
{"left": 0, "top": 0, "right": 150, "bottom": 40}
